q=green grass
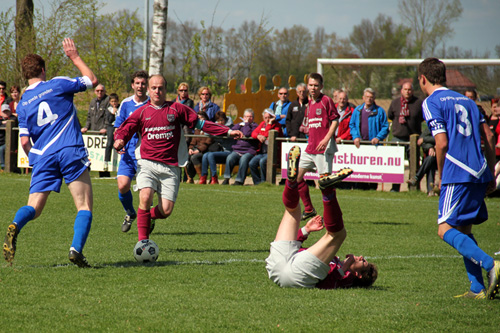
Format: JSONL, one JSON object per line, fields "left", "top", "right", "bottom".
{"left": 1, "top": 173, "right": 499, "bottom": 332}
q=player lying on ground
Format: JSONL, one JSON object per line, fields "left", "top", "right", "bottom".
{"left": 3, "top": 38, "right": 98, "bottom": 268}
{"left": 265, "top": 145, "right": 377, "bottom": 289}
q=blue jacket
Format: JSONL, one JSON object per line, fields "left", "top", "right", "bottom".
{"left": 349, "top": 103, "right": 389, "bottom": 142}
{"left": 194, "top": 102, "right": 220, "bottom": 121}
{"left": 270, "top": 100, "right": 291, "bottom": 136}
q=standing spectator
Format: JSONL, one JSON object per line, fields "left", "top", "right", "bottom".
{"left": 332, "top": 88, "right": 341, "bottom": 104}
{"left": 488, "top": 99, "right": 500, "bottom": 159}
{"left": 221, "top": 109, "right": 259, "bottom": 186}
{"left": 349, "top": 88, "right": 389, "bottom": 190}
{"left": 0, "top": 104, "right": 17, "bottom": 170}
{"left": 0, "top": 81, "right": 12, "bottom": 105}
{"left": 465, "top": 89, "right": 486, "bottom": 117}
{"left": 185, "top": 111, "right": 213, "bottom": 183}
{"left": 175, "top": 82, "right": 194, "bottom": 108}
{"left": 418, "top": 57, "right": 499, "bottom": 300}
{"left": 8, "top": 85, "right": 21, "bottom": 117}
{"left": 81, "top": 84, "right": 109, "bottom": 134}
{"left": 270, "top": 87, "right": 291, "bottom": 136}
{"left": 113, "top": 75, "right": 242, "bottom": 241}
{"left": 194, "top": 86, "right": 220, "bottom": 121}
{"left": 114, "top": 70, "right": 150, "bottom": 233}
{"left": 286, "top": 83, "right": 308, "bottom": 142}
{"left": 407, "top": 125, "right": 437, "bottom": 196}
{"left": 2, "top": 38, "right": 98, "bottom": 267}
{"left": 387, "top": 82, "right": 424, "bottom": 192}
{"left": 335, "top": 91, "right": 355, "bottom": 143}
{"left": 249, "top": 109, "right": 283, "bottom": 185}
{"left": 199, "top": 111, "right": 234, "bottom": 185}
{"left": 103, "top": 93, "right": 119, "bottom": 172}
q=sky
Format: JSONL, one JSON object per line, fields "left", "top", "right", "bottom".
{"left": 6, "top": 0, "right": 500, "bottom": 57}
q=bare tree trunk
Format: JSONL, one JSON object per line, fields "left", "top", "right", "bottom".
{"left": 149, "top": 0, "right": 168, "bottom": 75}
{"left": 15, "top": 0, "right": 35, "bottom": 84}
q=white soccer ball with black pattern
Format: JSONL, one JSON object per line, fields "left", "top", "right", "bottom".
{"left": 133, "top": 239, "right": 159, "bottom": 262}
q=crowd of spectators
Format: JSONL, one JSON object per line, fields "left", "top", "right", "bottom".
{"left": 2, "top": 75, "right": 498, "bottom": 193}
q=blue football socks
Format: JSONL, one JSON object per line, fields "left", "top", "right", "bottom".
{"left": 462, "top": 234, "right": 486, "bottom": 293}
{"left": 71, "top": 210, "right": 92, "bottom": 253}
{"left": 118, "top": 190, "right": 136, "bottom": 217}
{"left": 13, "top": 206, "right": 36, "bottom": 231}
{"left": 443, "top": 228, "right": 494, "bottom": 273}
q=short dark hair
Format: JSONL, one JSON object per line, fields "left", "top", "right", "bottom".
{"left": 352, "top": 263, "right": 378, "bottom": 288}
{"left": 0, "top": 80, "right": 6, "bottom": 88}
{"left": 109, "top": 93, "right": 119, "bottom": 101}
{"left": 418, "top": 57, "right": 446, "bottom": 85}
{"left": 10, "top": 85, "right": 20, "bottom": 94}
{"left": 465, "top": 89, "right": 477, "bottom": 100}
{"left": 131, "top": 70, "right": 149, "bottom": 83}
{"left": 307, "top": 72, "right": 323, "bottom": 86}
{"left": 214, "top": 111, "right": 227, "bottom": 123}
{"left": 197, "top": 111, "right": 209, "bottom": 120}
{"left": 22, "top": 54, "right": 45, "bottom": 80}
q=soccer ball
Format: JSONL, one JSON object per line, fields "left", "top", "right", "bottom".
{"left": 133, "top": 239, "right": 159, "bottom": 262}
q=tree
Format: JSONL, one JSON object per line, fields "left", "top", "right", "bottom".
{"left": 149, "top": 0, "right": 168, "bottom": 75}
{"left": 15, "top": 0, "right": 35, "bottom": 84}
{"left": 398, "top": 0, "right": 463, "bottom": 58}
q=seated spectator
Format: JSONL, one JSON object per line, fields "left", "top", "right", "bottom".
{"left": 103, "top": 93, "right": 119, "bottom": 171}
{"left": 8, "top": 85, "right": 21, "bottom": 117}
{"left": 349, "top": 88, "right": 389, "bottom": 190}
{"left": 269, "top": 87, "right": 291, "bottom": 136}
{"left": 407, "top": 125, "right": 437, "bottom": 196}
{"left": 0, "top": 104, "right": 17, "bottom": 170}
{"left": 194, "top": 86, "right": 220, "bottom": 121}
{"left": 286, "top": 83, "right": 308, "bottom": 142}
{"left": 221, "top": 109, "right": 259, "bottom": 185}
{"left": 199, "top": 111, "right": 234, "bottom": 185}
{"left": 335, "top": 91, "right": 355, "bottom": 143}
{"left": 249, "top": 109, "right": 283, "bottom": 185}
{"left": 175, "top": 82, "right": 194, "bottom": 108}
{"left": 185, "top": 111, "right": 213, "bottom": 183}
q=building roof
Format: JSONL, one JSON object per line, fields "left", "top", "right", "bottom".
{"left": 446, "top": 69, "right": 476, "bottom": 89}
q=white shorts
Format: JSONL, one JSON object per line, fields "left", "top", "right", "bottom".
{"left": 298, "top": 151, "right": 333, "bottom": 175}
{"left": 265, "top": 240, "right": 330, "bottom": 288}
{"left": 136, "top": 159, "right": 181, "bottom": 202}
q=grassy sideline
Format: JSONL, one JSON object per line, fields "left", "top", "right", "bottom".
{"left": 1, "top": 172, "right": 499, "bottom": 331}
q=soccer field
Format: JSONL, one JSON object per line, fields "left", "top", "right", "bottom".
{"left": 1, "top": 173, "right": 499, "bottom": 331}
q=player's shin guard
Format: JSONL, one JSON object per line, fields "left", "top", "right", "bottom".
{"left": 443, "top": 228, "right": 494, "bottom": 272}
{"left": 298, "top": 180, "right": 314, "bottom": 212}
{"left": 283, "top": 180, "right": 300, "bottom": 209}
{"left": 322, "top": 187, "right": 344, "bottom": 233}
{"left": 118, "top": 190, "right": 136, "bottom": 217}
{"left": 13, "top": 206, "right": 36, "bottom": 231}
{"left": 71, "top": 210, "right": 92, "bottom": 253}
{"left": 463, "top": 234, "right": 486, "bottom": 293}
{"left": 150, "top": 206, "right": 165, "bottom": 220}
{"left": 137, "top": 208, "right": 151, "bottom": 241}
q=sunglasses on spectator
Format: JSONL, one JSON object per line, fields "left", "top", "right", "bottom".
{"left": 201, "top": 93, "right": 210, "bottom": 95}
{"left": 178, "top": 89, "right": 187, "bottom": 92}
{"left": 278, "top": 92, "right": 288, "bottom": 95}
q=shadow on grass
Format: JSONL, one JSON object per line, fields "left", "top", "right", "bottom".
{"left": 95, "top": 258, "right": 263, "bottom": 268}
{"left": 173, "top": 248, "right": 268, "bottom": 253}
{"left": 152, "top": 231, "right": 237, "bottom": 236}
{"left": 357, "top": 221, "right": 411, "bottom": 226}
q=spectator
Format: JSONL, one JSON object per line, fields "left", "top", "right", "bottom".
{"left": 407, "top": 125, "right": 437, "bottom": 196}
{"left": 249, "top": 109, "right": 283, "bottom": 185}
{"left": 349, "top": 88, "right": 389, "bottom": 190}
{"left": 199, "top": 111, "right": 234, "bottom": 185}
{"left": 465, "top": 89, "right": 486, "bottom": 117}
{"left": 113, "top": 75, "right": 242, "bottom": 241}
{"left": 488, "top": 99, "right": 500, "bottom": 156}
{"left": 221, "top": 109, "right": 259, "bottom": 186}
{"left": 175, "top": 82, "right": 194, "bottom": 108}
{"left": 103, "top": 93, "right": 119, "bottom": 172}
{"left": 8, "top": 85, "right": 21, "bottom": 117}
{"left": 270, "top": 87, "right": 291, "bottom": 136}
{"left": 81, "top": 84, "right": 109, "bottom": 134}
{"left": 0, "top": 81, "right": 12, "bottom": 105}
{"left": 332, "top": 88, "right": 341, "bottom": 104}
{"left": 286, "top": 83, "right": 308, "bottom": 142}
{"left": 335, "top": 91, "right": 355, "bottom": 143}
{"left": 185, "top": 111, "right": 213, "bottom": 183}
{"left": 1, "top": 104, "right": 17, "bottom": 170}
{"left": 194, "top": 86, "right": 220, "bottom": 121}
{"left": 387, "top": 82, "right": 424, "bottom": 192}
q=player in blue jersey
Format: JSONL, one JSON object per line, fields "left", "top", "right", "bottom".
{"left": 419, "top": 57, "right": 500, "bottom": 300}
{"left": 2, "top": 38, "right": 98, "bottom": 268}
{"left": 114, "top": 70, "right": 149, "bottom": 233}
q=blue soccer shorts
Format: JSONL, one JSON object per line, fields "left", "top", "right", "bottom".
{"left": 438, "top": 182, "right": 488, "bottom": 226}
{"left": 30, "top": 146, "right": 90, "bottom": 194}
{"left": 117, "top": 151, "right": 137, "bottom": 179}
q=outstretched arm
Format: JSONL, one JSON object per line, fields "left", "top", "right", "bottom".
{"left": 62, "top": 38, "right": 98, "bottom": 87}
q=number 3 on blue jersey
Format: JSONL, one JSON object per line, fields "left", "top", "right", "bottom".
{"left": 455, "top": 104, "right": 472, "bottom": 137}
{"left": 37, "top": 101, "right": 59, "bottom": 127}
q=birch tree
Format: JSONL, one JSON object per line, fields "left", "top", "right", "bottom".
{"left": 149, "top": 0, "right": 168, "bottom": 75}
